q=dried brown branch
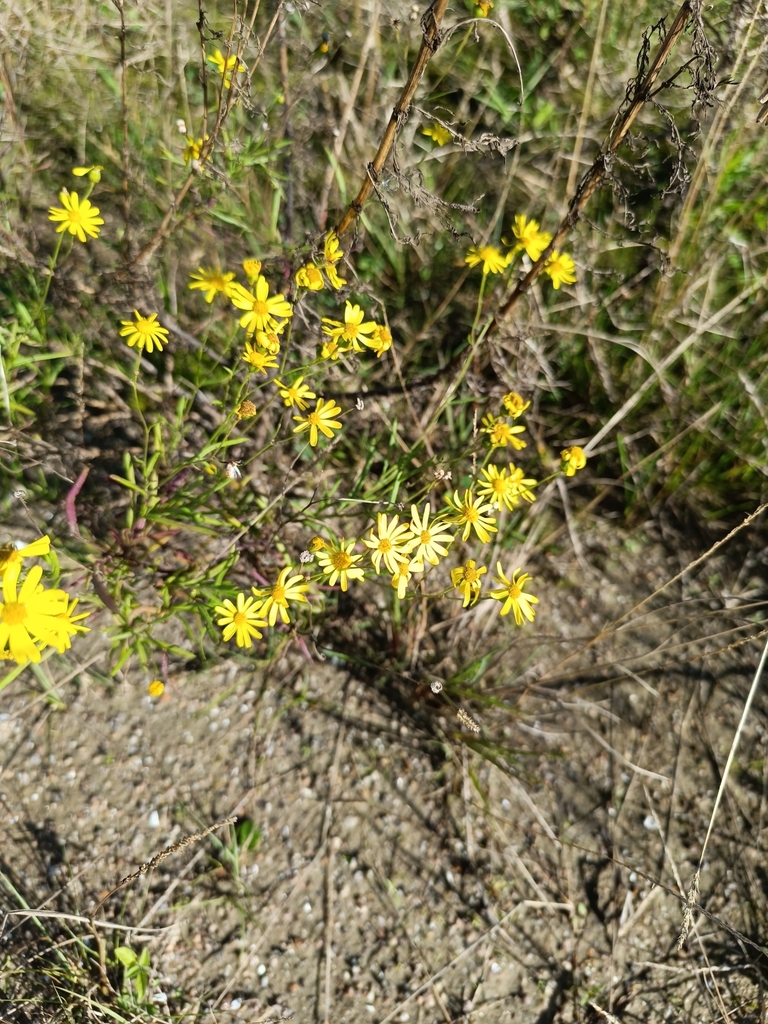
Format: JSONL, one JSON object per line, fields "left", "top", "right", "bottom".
{"left": 336, "top": 0, "right": 451, "bottom": 239}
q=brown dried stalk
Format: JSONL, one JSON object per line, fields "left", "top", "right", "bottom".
{"left": 336, "top": 0, "right": 451, "bottom": 239}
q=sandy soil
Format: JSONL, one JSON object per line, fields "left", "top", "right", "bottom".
{"left": 2, "top": 513, "right": 768, "bottom": 1023}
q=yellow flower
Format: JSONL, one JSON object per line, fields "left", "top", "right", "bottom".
{"left": 253, "top": 329, "right": 282, "bottom": 354}
{"left": 309, "top": 536, "right": 326, "bottom": 552}
{"left": 324, "top": 263, "right": 347, "bottom": 290}
{"left": 0, "top": 536, "right": 51, "bottom": 581}
{"left": 465, "top": 245, "right": 509, "bottom": 275}
{"left": 119, "top": 311, "right": 169, "bottom": 354}
{"left": 508, "top": 464, "right": 537, "bottom": 503}
{"left": 323, "top": 231, "right": 344, "bottom": 264}
{"left": 51, "top": 596, "right": 90, "bottom": 653}
{"left": 183, "top": 136, "right": 208, "bottom": 165}
{"left": 242, "top": 342, "right": 279, "bottom": 375}
{"left": 72, "top": 165, "right": 103, "bottom": 182}
{"left": 188, "top": 266, "right": 237, "bottom": 303}
{"left": 450, "top": 560, "right": 487, "bottom": 608}
{"left": 252, "top": 567, "right": 309, "bottom": 626}
{"left": 482, "top": 414, "right": 526, "bottom": 450}
{"left": 320, "top": 337, "right": 344, "bottom": 361}
{"left": 362, "top": 513, "right": 415, "bottom": 575}
{"left": 422, "top": 123, "right": 452, "bottom": 146}
{"left": 322, "top": 301, "right": 378, "bottom": 353}
{"left": 208, "top": 48, "right": 246, "bottom": 88}
{"left": 148, "top": 679, "right": 165, "bottom": 697}
{"left": 230, "top": 277, "right": 293, "bottom": 335}
{"left": 475, "top": 0, "right": 493, "bottom": 15}
{"left": 407, "top": 503, "right": 453, "bottom": 569}
{"left": 510, "top": 215, "right": 552, "bottom": 262}
{"left": 391, "top": 559, "right": 416, "bottom": 599}
{"left": 295, "top": 263, "right": 325, "bottom": 290}
{"left": 489, "top": 564, "right": 539, "bottom": 624}
{"left": 544, "top": 251, "right": 577, "bottom": 289}
{"left": 502, "top": 391, "right": 530, "bottom": 419}
{"left": 0, "top": 563, "right": 83, "bottom": 664}
{"left": 444, "top": 490, "right": 498, "bottom": 544}
{"left": 275, "top": 376, "right": 316, "bottom": 411}
{"left": 214, "top": 593, "right": 267, "bottom": 648}
{"left": 243, "top": 258, "right": 262, "bottom": 282}
{"left": 292, "top": 398, "right": 343, "bottom": 447}
{"left": 476, "top": 465, "right": 517, "bottom": 512}
{"left": 48, "top": 190, "right": 104, "bottom": 243}
{"left": 364, "top": 324, "right": 393, "bottom": 358}
{"left": 561, "top": 445, "right": 587, "bottom": 476}
{"left": 235, "top": 400, "right": 257, "bottom": 420}
{"left": 316, "top": 539, "right": 365, "bottom": 591}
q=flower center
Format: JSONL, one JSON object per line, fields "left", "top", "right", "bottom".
{"left": 492, "top": 480, "right": 506, "bottom": 494}
{"left": 233, "top": 611, "right": 248, "bottom": 628}
{"left": 508, "top": 584, "right": 521, "bottom": 599}
{"left": 420, "top": 530, "right": 431, "bottom": 544}
{"left": 253, "top": 300, "right": 269, "bottom": 316}
{"left": 331, "top": 551, "right": 352, "bottom": 571}
{"left": 464, "top": 568, "right": 478, "bottom": 584}
{"left": 307, "top": 412, "right": 321, "bottom": 427}
{"left": 465, "top": 507, "right": 479, "bottom": 522}
{"left": 379, "top": 539, "right": 393, "bottom": 553}
{"left": 1, "top": 601, "right": 27, "bottom": 626}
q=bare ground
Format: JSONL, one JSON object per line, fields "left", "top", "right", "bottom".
{"left": 3, "top": 512, "right": 768, "bottom": 1023}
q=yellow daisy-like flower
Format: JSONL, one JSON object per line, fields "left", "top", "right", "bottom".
{"left": 48, "top": 190, "right": 104, "bottom": 244}
{"left": 295, "top": 263, "right": 325, "bottom": 290}
{"left": 320, "top": 337, "right": 344, "bottom": 361}
{"left": 230, "top": 277, "right": 294, "bottom": 335}
{"left": 476, "top": 465, "right": 518, "bottom": 512}
{"left": 243, "top": 258, "right": 262, "bottom": 282}
{"left": 183, "top": 136, "right": 208, "bottom": 165}
{"left": 364, "top": 324, "right": 393, "bottom": 358}
{"left": 275, "top": 376, "right": 316, "bottom": 411}
{"left": 253, "top": 329, "right": 282, "bottom": 355}
{"left": 119, "top": 311, "right": 170, "bottom": 354}
{"left": 235, "top": 400, "right": 257, "bottom": 420}
{"left": 362, "top": 513, "right": 415, "bottom": 575}
{"left": 316, "top": 539, "right": 365, "bottom": 591}
{"left": 323, "top": 231, "right": 344, "bottom": 264}
{"left": 561, "top": 445, "right": 587, "bottom": 477}
{"left": 148, "top": 679, "right": 165, "bottom": 697}
{"left": 0, "top": 536, "right": 51, "bottom": 581}
{"left": 502, "top": 392, "right": 530, "bottom": 419}
{"left": 465, "top": 245, "right": 509, "bottom": 275}
{"left": 407, "top": 503, "right": 453, "bottom": 569}
{"left": 422, "top": 123, "right": 452, "bottom": 146}
{"left": 207, "top": 48, "right": 246, "bottom": 88}
{"left": 321, "top": 301, "right": 378, "bottom": 353}
{"left": 251, "top": 567, "right": 309, "bottom": 626}
{"left": 510, "top": 215, "right": 552, "bottom": 262}
{"left": 324, "top": 263, "right": 346, "bottom": 290}
{"left": 444, "top": 490, "right": 498, "bottom": 544}
{"left": 309, "top": 536, "right": 326, "bottom": 552}
{"left": 188, "top": 266, "right": 237, "bottom": 303}
{"left": 293, "top": 397, "right": 343, "bottom": 447}
{"left": 482, "top": 414, "right": 527, "bottom": 451}
{"left": 508, "top": 464, "right": 537, "bottom": 503}
{"left": 72, "top": 165, "right": 103, "bottom": 183}
{"left": 544, "top": 251, "right": 577, "bottom": 290}
{"left": 391, "top": 559, "right": 417, "bottom": 599}
{"left": 51, "top": 596, "right": 90, "bottom": 654}
{"left": 489, "top": 564, "right": 539, "bottom": 624}
{"left": 214, "top": 593, "right": 267, "bottom": 648}
{"left": 243, "top": 342, "right": 279, "bottom": 375}
{"left": 450, "top": 560, "right": 487, "bottom": 608}
{"left": 0, "top": 563, "right": 82, "bottom": 665}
